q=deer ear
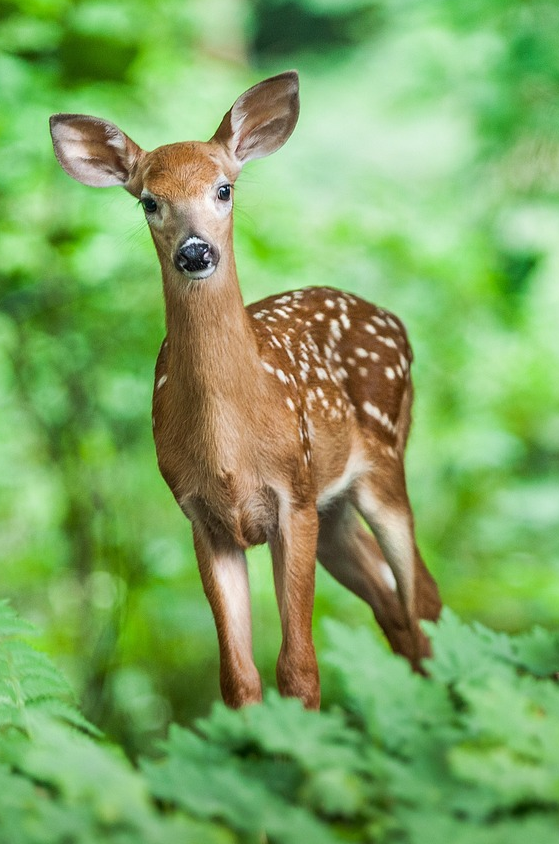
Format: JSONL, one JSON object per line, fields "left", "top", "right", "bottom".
{"left": 49, "top": 114, "right": 145, "bottom": 193}
{"left": 211, "top": 71, "right": 300, "bottom": 167}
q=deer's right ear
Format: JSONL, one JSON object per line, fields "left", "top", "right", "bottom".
{"left": 49, "top": 114, "right": 145, "bottom": 194}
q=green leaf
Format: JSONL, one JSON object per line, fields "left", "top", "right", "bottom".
{"left": 145, "top": 720, "right": 345, "bottom": 844}
{"left": 513, "top": 627, "right": 559, "bottom": 677}
{"left": 0, "top": 601, "right": 36, "bottom": 640}
{"left": 197, "top": 691, "right": 362, "bottom": 773}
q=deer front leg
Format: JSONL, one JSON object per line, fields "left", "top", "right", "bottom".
{"left": 192, "top": 523, "right": 262, "bottom": 707}
{"left": 270, "top": 503, "right": 320, "bottom": 709}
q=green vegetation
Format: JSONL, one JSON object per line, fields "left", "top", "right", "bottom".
{"left": 0, "top": 0, "right": 558, "bottom": 775}
{"left": 1, "top": 600, "right": 559, "bottom": 843}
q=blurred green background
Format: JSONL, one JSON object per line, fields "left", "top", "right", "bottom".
{"left": 1, "top": 0, "right": 558, "bottom": 755}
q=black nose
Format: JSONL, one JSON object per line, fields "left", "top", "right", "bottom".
{"left": 175, "top": 239, "right": 214, "bottom": 273}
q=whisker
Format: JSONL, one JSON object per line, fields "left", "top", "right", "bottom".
{"left": 119, "top": 220, "right": 149, "bottom": 247}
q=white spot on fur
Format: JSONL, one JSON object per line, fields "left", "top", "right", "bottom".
{"left": 362, "top": 401, "right": 397, "bottom": 433}
{"left": 286, "top": 397, "right": 296, "bottom": 411}
{"left": 156, "top": 374, "right": 167, "bottom": 390}
{"left": 378, "top": 336, "right": 397, "bottom": 349}
{"left": 330, "top": 320, "right": 342, "bottom": 341}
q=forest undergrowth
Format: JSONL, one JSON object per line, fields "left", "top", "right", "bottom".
{"left": 1, "top": 599, "right": 558, "bottom": 843}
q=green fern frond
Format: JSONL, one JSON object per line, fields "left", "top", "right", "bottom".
{"left": 2, "top": 600, "right": 559, "bottom": 843}
{"left": 0, "top": 601, "right": 96, "bottom": 737}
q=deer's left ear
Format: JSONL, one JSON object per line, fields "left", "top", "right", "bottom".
{"left": 211, "top": 71, "right": 300, "bottom": 167}
{"left": 49, "top": 113, "right": 145, "bottom": 195}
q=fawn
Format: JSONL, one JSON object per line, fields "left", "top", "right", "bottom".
{"left": 50, "top": 71, "right": 441, "bottom": 709}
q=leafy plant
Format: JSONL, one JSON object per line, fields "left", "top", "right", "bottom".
{"left": 1, "top": 601, "right": 558, "bottom": 842}
{"left": 0, "top": 600, "right": 92, "bottom": 737}
{"left": 0, "top": 601, "right": 232, "bottom": 843}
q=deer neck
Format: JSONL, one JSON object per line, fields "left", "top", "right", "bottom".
{"left": 160, "top": 247, "right": 263, "bottom": 413}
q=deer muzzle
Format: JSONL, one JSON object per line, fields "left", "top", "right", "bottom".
{"left": 174, "top": 237, "right": 220, "bottom": 279}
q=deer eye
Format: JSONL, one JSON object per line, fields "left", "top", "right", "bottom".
{"left": 217, "top": 184, "right": 231, "bottom": 202}
{"left": 142, "top": 197, "right": 158, "bottom": 214}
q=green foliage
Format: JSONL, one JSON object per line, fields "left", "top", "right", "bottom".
{"left": 0, "top": 599, "right": 94, "bottom": 737}
{"left": 1, "top": 602, "right": 559, "bottom": 842}
{"left": 0, "top": 602, "right": 233, "bottom": 843}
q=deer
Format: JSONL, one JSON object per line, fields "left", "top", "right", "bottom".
{"left": 49, "top": 71, "right": 441, "bottom": 710}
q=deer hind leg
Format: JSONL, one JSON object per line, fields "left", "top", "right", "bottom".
{"left": 192, "top": 523, "right": 262, "bottom": 707}
{"left": 317, "top": 498, "right": 422, "bottom": 661}
{"left": 350, "top": 463, "right": 441, "bottom": 668}
{"left": 269, "top": 503, "right": 320, "bottom": 709}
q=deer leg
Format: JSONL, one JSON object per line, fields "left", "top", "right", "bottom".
{"left": 270, "top": 504, "right": 320, "bottom": 709}
{"left": 351, "top": 468, "right": 441, "bottom": 668}
{"left": 318, "top": 498, "right": 440, "bottom": 664}
{"left": 192, "top": 524, "right": 261, "bottom": 707}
